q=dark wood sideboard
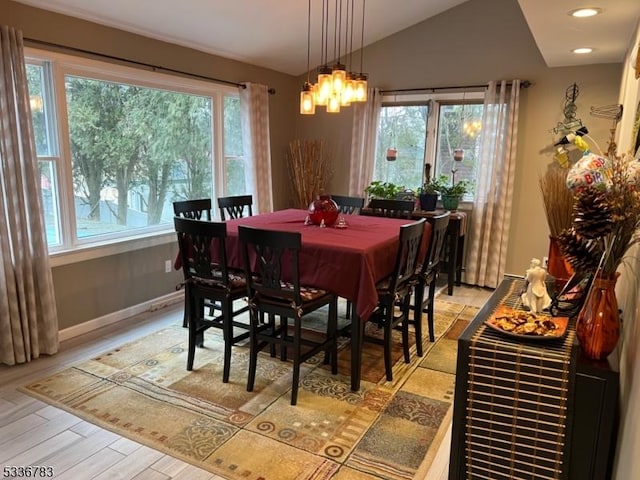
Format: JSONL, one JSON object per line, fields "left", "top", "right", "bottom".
{"left": 449, "top": 276, "right": 619, "bottom": 480}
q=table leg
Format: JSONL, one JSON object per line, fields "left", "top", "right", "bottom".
{"left": 447, "top": 228, "right": 458, "bottom": 296}
{"left": 350, "top": 311, "right": 364, "bottom": 391}
{"left": 456, "top": 234, "right": 465, "bottom": 286}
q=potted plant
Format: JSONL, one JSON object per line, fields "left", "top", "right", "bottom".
{"left": 416, "top": 179, "right": 439, "bottom": 211}
{"left": 431, "top": 174, "right": 472, "bottom": 211}
{"left": 364, "top": 180, "right": 403, "bottom": 200}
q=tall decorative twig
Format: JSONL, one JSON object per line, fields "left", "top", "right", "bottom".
{"left": 538, "top": 165, "right": 574, "bottom": 238}
{"left": 287, "top": 139, "right": 333, "bottom": 209}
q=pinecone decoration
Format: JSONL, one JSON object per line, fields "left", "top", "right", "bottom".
{"left": 557, "top": 227, "right": 602, "bottom": 272}
{"left": 572, "top": 188, "right": 614, "bottom": 239}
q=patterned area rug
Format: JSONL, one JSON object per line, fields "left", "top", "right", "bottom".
{"left": 22, "top": 299, "right": 478, "bottom": 480}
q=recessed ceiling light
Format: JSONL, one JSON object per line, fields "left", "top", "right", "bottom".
{"left": 572, "top": 47, "right": 594, "bottom": 54}
{"left": 569, "top": 8, "right": 602, "bottom": 18}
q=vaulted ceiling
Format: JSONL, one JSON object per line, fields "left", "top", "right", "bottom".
{"left": 13, "top": 0, "right": 640, "bottom": 75}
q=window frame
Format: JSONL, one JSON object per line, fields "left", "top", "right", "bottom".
{"left": 25, "top": 48, "right": 241, "bottom": 266}
{"left": 377, "top": 91, "right": 485, "bottom": 201}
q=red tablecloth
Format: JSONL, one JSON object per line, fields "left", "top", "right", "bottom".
{"left": 224, "top": 209, "right": 426, "bottom": 322}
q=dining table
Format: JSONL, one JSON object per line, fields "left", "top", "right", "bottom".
{"left": 176, "top": 208, "right": 431, "bottom": 391}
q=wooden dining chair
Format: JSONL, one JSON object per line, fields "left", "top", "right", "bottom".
{"left": 363, "top": 198, "right": 415, "bottom": 219}
{"left": 173, "top": 217, "right": 250, "bottom": 382}
{"left": 217, "top": 195, "right": 254, "bottom": 221}
{"left": 173, "top": 199, "right": 214, "bottom": 327}
{"left": 173, "top": 198, "right": 213, "bottom": 221}
{"left": 366, "top": 218, "right": 426, "bottom": 381}
{"left": 330, "top": 194, "right": 365, "bottom": 318}
{"left": 239, "top": 226, "right": 339, "bottom": 405}
{"left": 330, "top": 194, "right": 365, "bottom": 214}
{"left": 410, "top": 212, "right": 450, "bottom": 353}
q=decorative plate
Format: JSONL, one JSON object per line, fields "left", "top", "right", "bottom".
{"left": 484, "top": 305, "right": 569, "bottom": 341}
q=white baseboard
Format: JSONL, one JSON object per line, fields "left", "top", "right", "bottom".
{"left": 58, "top": 291, "right": 183, "bottom": 342}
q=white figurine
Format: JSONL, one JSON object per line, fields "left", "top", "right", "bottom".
{"left": 521, "top": 258, "right": 552, "bottom": 313}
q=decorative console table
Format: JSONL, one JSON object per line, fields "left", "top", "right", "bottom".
{"left": 449, "top": 276, "right": 619, "bottom": 480}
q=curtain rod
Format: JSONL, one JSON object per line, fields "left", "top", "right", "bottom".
{"left": 24, "top": 37, "right": 276, "bottom": 95}
{"left": 380, "top": 80, "right": 531, "bottom": 94}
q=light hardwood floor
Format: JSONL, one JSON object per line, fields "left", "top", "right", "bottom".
{"left": 0, "top": 284, "right": 493, "bottom": 480}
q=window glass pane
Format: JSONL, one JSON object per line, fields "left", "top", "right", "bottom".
{"left": 27, "top": 64, "right": 56, "bottom": 157}
{"left": 223, "top": 95, "right": 247, "bottom": 196}
{"left": 373, "top": 105, "right": 428, "bottom": 191}
{"left": 40, "top": 160, "right": 61, "bottom": 246}
{"left": 435, "top": 103, "right": 483, "bottom": 192}
{"left": 65, "top": 75, "right": 213, "bottom": 239}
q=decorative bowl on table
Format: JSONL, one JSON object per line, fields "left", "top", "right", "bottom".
{"left": 308, "top": 195, "right": 339, "bottom": 226}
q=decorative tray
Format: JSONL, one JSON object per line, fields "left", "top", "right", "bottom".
{"left": 484, "top": 305, "right": 569, "bottom": 341}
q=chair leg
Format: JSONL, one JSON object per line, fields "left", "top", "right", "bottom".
{"left": 345, "top": 299, "right": 352, "bottom": 319}
{"left": 427, "top": 279, "right": 437, "bottom": 342}
{"left": 222, "top": 296, "right": 233, "bottom": 383}
{"left": 195, "top": 298, "right": 205, "bottom": 347}
{"left": 413, "top": 281, "right": 425, "bottom": 356}
{"left": 383, "top": 306, "right": 393, "bottom": 381}
{"left": 247, "top": 309, "right": 260, "bottom": 393}
{"left": 280, "top": 316, "right": 288, "bottom": 361}
{"left": 186, "top": 289, "right": 196, "bottom": 371}
{"left": 290, "top": 315, "right": 303, "bottom": 405}
{"left": 182, "top": 302, "right": 189, "bottom": 328}
{"left": 324, "top": 297, "right": 339, "bottom": 374}
{"left": 401, "top": 296, "right": 411, "bottom": 364}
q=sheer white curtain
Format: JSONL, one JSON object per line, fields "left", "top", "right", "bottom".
{"left": 0, "top": 25, "right": 59, "bottom": 365}
{"left": 464, "top": 80, "right": 521, "bottom": 288}
{"left": 239, "top": 83, "right": 273, "bottom": 213}
{"left": 348, "top": 88, "right": 382, "bottom": 196}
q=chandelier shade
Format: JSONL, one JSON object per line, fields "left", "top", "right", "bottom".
{"left": 299, "top": 0, "right": 368, "bottom": 115}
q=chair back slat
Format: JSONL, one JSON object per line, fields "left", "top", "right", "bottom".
{"left": 239, "top": 226, "right": 302, "bottom": 304}
{"left": 389, "top": 219, "right": 426, "bottom": 293}
{"left": 420, "top": 212, "right": 450, "bottom": 279}
{"left": 365, "top": 198, "right": 415, "bottom": 219}
{"left": 331, "top": 195, "right": 365, "bottom": 214}
{"left": 173, "top": 198, "right": 212, "bottom": 221}
{"left": 174, "top": 216, "right": 230, "bottom": 288}
{"left": 218, "top": 195, "right": 254, "bottom": 221}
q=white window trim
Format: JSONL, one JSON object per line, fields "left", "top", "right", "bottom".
{"left": 25, "top": 48, "right": 239, "bottom": 265}
{"left": 378, "top": 91, "right": 485, "bottom": 200}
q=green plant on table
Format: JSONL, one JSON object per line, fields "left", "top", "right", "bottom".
{"left": 365, "top": 181, "right": 403, "bottom": 199}
{"left": 430, "top": 174, "right": 472, "bottom": 197}
{"left": 417, "top": 178, "right": 440, "bottom": 195}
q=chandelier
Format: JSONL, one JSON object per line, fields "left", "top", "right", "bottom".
{"left": 300, "top": 0, "right": 369, "bottom": 115}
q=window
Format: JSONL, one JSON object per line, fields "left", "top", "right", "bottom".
{"left": 26, "top": 49, "right": 248, "bottom": 253}
{"left": 373, "top": 92, "right": 484, "bottom": 200}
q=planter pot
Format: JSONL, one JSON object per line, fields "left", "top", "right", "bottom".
{"left": 441, "top": 194, "right": 461, "bottom": 211}
{"left": 419, "top": 193, "right": 438, "bottom": 211}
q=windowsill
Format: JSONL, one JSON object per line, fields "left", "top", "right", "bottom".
{"left": 49, "top": 230, "right": 176, "bottom": 268}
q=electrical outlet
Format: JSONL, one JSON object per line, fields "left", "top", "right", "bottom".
{"left": 165, "top": 259, "right": 172, "bottom": 273}
{"left": 542, "top": 256, "right": 549, "bottom": 269}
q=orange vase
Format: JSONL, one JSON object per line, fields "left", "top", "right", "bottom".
{"left": 547, "top": 236, "right": 573, "bottom": 289}
{"left": 575, "top": 272, "right": 620, "bottom": 360}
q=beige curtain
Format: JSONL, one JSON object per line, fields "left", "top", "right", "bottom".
{"left": 239, "top": 83, "right": 273, "bottom": 213}
{"left": 348, "top": 88, "right": 382, "bottom": 196}
{"left": 0, "top": 25, "right": 59, "bottom": 365}
{"left": 464, "top": 80, "right": 521, "bottom": 288}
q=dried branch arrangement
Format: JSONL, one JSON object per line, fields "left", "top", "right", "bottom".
{"left": 539, "top": 164, "right": 574, "bottom": 237}
{"left": 287, "top": 139, "right": 333, "bottom": 209}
